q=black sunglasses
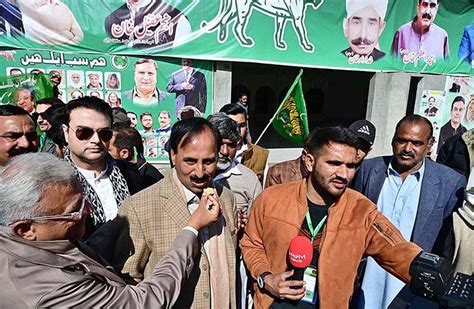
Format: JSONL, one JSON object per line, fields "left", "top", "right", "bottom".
{"left": 68, "top": 126, "right": 113, "bottom": 142}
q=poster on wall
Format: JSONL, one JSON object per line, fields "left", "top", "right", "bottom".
{"left": 0, "top": 0, "right": 472, "bottom": 75}
{"left": 418, "top": 76, "right": 474, "bottom": 159}
{"left": 0, "top": 49, "right": 213, "bottom": 163}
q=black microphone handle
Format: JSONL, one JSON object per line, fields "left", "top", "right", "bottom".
{"left": 290, "top": 267, "right": 305, "bottom": 281}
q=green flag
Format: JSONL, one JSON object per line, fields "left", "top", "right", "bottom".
{"left": 0, "top": 72, "right": 54, "bottom": 105}
{"left": 272, "top": 70, "right": 309, "bottom": 144}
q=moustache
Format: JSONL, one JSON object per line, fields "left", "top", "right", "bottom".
{"left": 190, "top": 174, "right": 211, "bottom": 183}
{"left": 9, "top": 147, "right": 35, "bottom": 158}
{"left": 398, "top": 150, "right": 415, "bottom": 158}
{"left": 218, "top": 154, "right": 232, "bottom": 164}
{"left": 332, "top": 176, "right": 348, "bottom": 185}
{"left": 422, "top": 13, "right": 432, "bottom": 20}
{"left": 351, "top": 37, "right": 374, "bottom": 46}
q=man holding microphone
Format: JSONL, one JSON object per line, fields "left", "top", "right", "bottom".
{"left": 241, "top": 127, "right": 422, "bottom": 308}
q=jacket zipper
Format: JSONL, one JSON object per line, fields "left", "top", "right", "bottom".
{"left": 372, "top": 222, "right": 397, "bottom": 246}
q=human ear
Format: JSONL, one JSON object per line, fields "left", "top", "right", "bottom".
{"left": 11, "top": 221, "right": 36, "bottom": 240}
{"left": 304, "top": 152, "right": 315, "bottom": 173}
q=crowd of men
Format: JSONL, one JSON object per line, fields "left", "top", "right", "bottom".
{"left": 0, "top": 94, "right": 472, "bottom": 308}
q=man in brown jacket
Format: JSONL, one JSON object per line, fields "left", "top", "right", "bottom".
{"left": 0, "top": 152, "right": 222, "bottom": 308}
{"left": 241, "top": 126, "right": 422, "bottom": 308}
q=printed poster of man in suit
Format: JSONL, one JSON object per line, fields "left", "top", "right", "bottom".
{"left": 166, "top": 58, "right": 207, "bottom": 117}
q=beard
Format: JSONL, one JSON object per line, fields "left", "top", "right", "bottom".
{"left": 217, "top": 156, "right": 232, "bottom": 172}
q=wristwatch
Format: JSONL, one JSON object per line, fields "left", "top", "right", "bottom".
{"left": 257, "top": 271, "right": 272, "bottom": 289}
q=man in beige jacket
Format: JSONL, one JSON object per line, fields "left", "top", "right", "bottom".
{"left": 0, "top": 152, "right": 221, "bottom": 308}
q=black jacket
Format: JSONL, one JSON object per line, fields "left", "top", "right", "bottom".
{"left": 436, "top": 133, "right": 470, "bottom": 180}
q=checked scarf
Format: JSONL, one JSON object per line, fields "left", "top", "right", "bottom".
{"left": 64, "top": 148, "right": 130, "bottom": 227}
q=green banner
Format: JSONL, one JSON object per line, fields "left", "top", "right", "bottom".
{"left": 0, "top": 72, "right": 54, "bottom": 110}
{"left": 0, "top": 49, "right": 213, "bottom": 163}
{"left": 417, "top": 76, "right": 474, "bottom": 159}
{"left": 272, "top": 70, "right": 309, "bottom": 145}
{"left": 0, "top": 0, "right": 472, "bottom": 75}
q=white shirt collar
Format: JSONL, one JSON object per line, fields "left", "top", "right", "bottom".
{"left": 181, "top": 181, "right": 199, "bottom": 204}
{"left": 234, "top": 143, "right": 248, "bottom": 163}
{"left": 75, "top": 164, "right": 108, "bottom": 181}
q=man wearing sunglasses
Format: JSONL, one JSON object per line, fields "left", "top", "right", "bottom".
{"left": 0, "top": 105, "right": 38, "bottom": 166}
{"left": 0, "top": 152, "right": 223, "bottom": 307}
{"left": 391, "top": 0, "right": 449, "bottom": 59}
{"left": 62, "top": 96, "right": 142, "bottom": 236}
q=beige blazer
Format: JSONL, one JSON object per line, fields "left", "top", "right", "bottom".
{"left": 0, "top": 229, "right": 200, "bottom": 308}
{"left": 118, "top": 170, "right": 238, "bottom": 308}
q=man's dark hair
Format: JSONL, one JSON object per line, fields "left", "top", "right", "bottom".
{"left": 111, "top": 123, "right": 144, "bottom": 157}
{"left": 112, "top": 107, "right": 131, "bottom": 126}
{"left": 219, "top": 103, "right": 248, "bottom": 118}
{"left": 36, "top": 97, "right": 64, "bottom": 107}
{"left": 306, "top": 126, "right": 359, "bottom": 156}
{"left": 140, "top": 112, "right": 152, "bottom": 120}
{"left": 207, "top": 112, "right": 240, "bottom": 143}
{"left": 394, "top": 114, "right": 433, "bottom": 139}
{"left": 44, "top": 106, "right": 68, "bottom": 148}
{"left": 451, "top": 96, "right": 465, "bottom": 110}
{"left": 127, "top": 111, "right": 137, "bottom": 117}
{"left": 0, "top": 104, "right": 31, "bottom": 117}
{"left": 170, "top": 117, "right": 221, "bottom": 154}
{"left": 65, "top": 96, "right": 113, "bottom": 125}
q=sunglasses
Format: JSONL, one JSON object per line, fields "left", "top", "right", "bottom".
{"left": 67, "top": 125, "right": 113, "bottom": 142}
{"left": 421, "top": 2, "right": 437, "bottom": 9}
{"left": 8, "top": 198, "right": 88, "bottom": 225}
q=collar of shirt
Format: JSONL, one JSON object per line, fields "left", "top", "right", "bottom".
{"left": 182, "top": 181, "right": 199, "bottom": 206}
{"left": 215, "top": 161, "right": 242, "bottom": 181}
{"left": 133, "top": 87, "right": 159, "bottom": 100}
{"left": 76, "top": 164, "right": 109, "bottom": 181}
{"left": 387, "top": 158, "right": 426, "bottom": 181}
{"left": 156, "top": 125, "right": 171, "bottom": 133}
{"left": 183, "top": 68, "right": 193, "bottom": 78}
{"left": 234, "top": 143, "right": 248, "bottom": 164}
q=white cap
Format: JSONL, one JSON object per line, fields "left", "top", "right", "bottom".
{"left": 346, "top": 0, "right": 388, "bottom": 20}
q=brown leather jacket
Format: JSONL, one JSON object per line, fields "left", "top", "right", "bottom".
{"left": 241, "top": 180, "right": 422, "bottom": 309}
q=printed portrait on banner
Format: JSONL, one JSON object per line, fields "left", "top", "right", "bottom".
{"left": 0, "top": 49, "right": 213, "bottom": 163}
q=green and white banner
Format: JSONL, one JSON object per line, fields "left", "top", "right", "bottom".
{"left": 0, "top": 0, "right": 472, "bottom": 74}
{"left": 418, "top": 76, "right": 473, "bottom": 159}
{"left": 0, "top": 49, "right": 213, "bottom": 162}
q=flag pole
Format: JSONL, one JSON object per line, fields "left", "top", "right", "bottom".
{"left": 254, "top": 69, "right": 303, "bottom": 145}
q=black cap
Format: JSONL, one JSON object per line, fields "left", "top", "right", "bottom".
{"left": 349, "top": 120, "right": 376, "bottom": 153}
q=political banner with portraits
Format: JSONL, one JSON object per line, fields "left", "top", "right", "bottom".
{"left": 0, "top": 0, "right": 472, "bottom": 75}
{"left": 418, "top": 76, "right": 474, "bottom": 159}
{"left": 0, "top": 49, "right": 213, "bottom": 162}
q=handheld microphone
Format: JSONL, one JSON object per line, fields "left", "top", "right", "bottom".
{"left": 288, "top": 236, "right": 313, "bottom": 281}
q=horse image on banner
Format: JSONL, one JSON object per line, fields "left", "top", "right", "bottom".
{"left": 201, "top": 0, "right": 324, "bottom": 53}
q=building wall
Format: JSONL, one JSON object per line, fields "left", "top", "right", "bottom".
{"left": 199, "top": 61, "right": 449, "bottom": 167}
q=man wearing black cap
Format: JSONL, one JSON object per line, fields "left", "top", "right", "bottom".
{"left": 348, "top": 119, "right": 376, "bottom": 166}
{"left": 265, "top": 120, "right": 376, "bottom": 188}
